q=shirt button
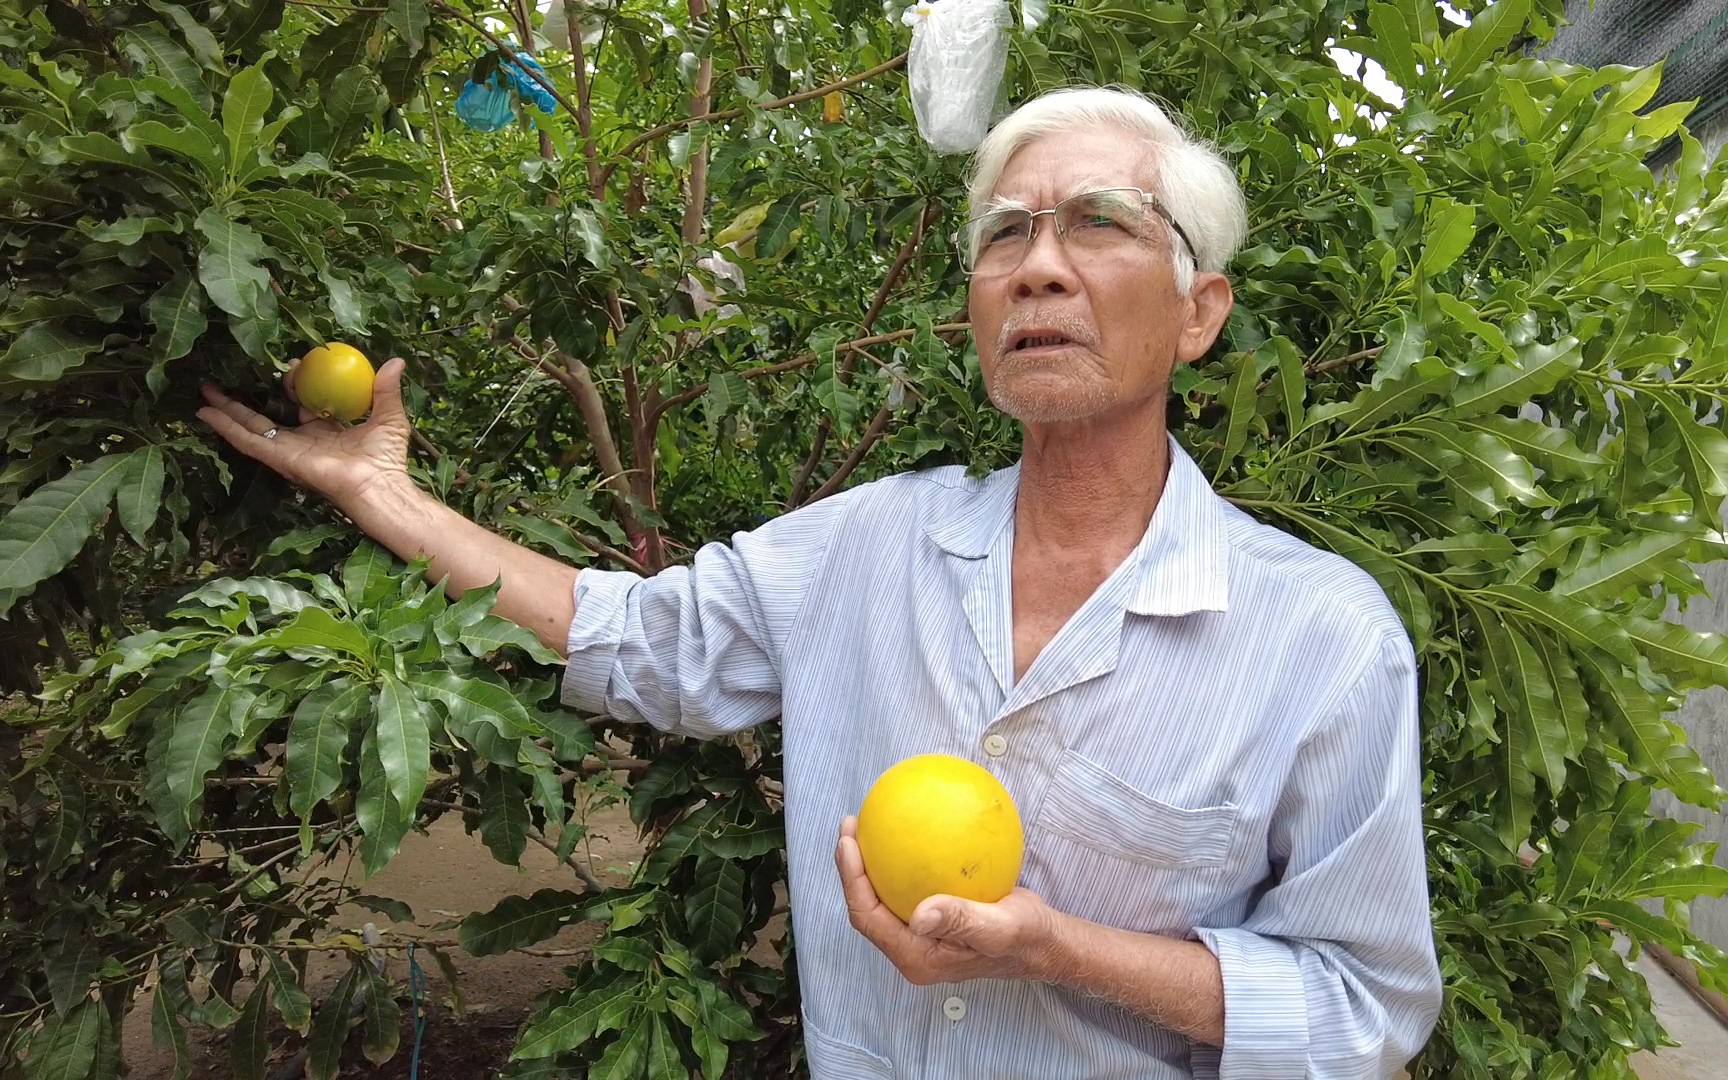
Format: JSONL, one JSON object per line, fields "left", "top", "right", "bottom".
{"left": 943, "top": 995, "right": 967, "bottom": 1021}
{"left": 982, "top": 733, "right": 1008, "bottom": 758}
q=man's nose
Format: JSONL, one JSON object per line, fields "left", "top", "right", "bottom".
{"left": 1010, "top": 220, "right": 1080, "bottom": 297}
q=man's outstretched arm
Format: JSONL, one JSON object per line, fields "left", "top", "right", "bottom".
{"left": 198, "top": 357, "right": 578, "bottom": 656}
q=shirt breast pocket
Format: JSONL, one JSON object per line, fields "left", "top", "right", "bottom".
{"left": 1027, "top": 750, "right": 1241, "bottom": 933}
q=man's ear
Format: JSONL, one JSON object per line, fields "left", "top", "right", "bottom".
{"left": 1176, "top": 273, "right": 1235, "bottom": 364}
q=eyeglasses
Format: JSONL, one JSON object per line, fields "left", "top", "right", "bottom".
{"left": 958, "top": 187, "right": 1197, "bottom": 276}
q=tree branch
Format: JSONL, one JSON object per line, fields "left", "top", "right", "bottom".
{"left": 807, "top": 403, "right": 894, "bottom": 504}
{"left": 651, "top": 323, "right": 969, "bottom": 430}
{"left": 563, "top": 0, "right": 601, "bottom": 195}
{"left": 597, "top": 53, "right": 909, "bottom": 189}
{"left": 791, "top": 202, "right": 940, "bottom": 506}
{"left": 681, "top": 0, "right": 715, "bottom": 244}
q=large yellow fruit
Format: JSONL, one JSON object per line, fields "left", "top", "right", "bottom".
{"left": 854, "top": 754, "right": 1024, "bottom": 922}
{"left": 297, "top": 343, "right": 375, "bottom": 422}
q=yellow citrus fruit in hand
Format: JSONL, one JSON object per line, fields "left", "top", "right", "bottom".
{"left": 296, "top": 343, "right": 375, "bottom": 422}
{"left": 854, "top": 753, "right": 1024, "bottom": 922}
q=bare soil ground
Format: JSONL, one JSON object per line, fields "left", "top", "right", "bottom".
{"left": 120, "top": 804, "right": 645, "bottom": 1080}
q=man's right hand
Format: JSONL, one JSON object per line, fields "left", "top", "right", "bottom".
{"left": 195, "top": 355, "right": 581, "bottom": 655}
{"left": 197, "top": 356, "right": 414, "bottom": 513}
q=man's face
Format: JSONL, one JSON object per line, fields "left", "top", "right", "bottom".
{"left": 967, "top": 127, "right": 1210, "bottom": 426}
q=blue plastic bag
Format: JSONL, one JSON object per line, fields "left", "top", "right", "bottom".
{"left": 455, "top": 77, "right": 517, "bottom": 132}
{"left": 453, "top": 53, "right": 559, "bottom": 132}
{"left": 501, "top": 55, "right": 558, "bottom": 115}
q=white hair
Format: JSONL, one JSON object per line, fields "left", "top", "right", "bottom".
{"left": 965, "top": 87, "right": 1249, "bottom": 293}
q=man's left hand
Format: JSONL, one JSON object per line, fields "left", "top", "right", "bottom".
{"left": 836, "top": 816, "right": 1061, "bottom": 986}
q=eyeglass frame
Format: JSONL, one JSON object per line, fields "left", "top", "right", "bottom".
{"left": 956, "top": 187, "right": 1198, "bottom": 277}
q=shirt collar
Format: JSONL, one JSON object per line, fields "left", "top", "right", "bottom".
{"left": 923, "top": 433, "right": 1229, "bottom": 617}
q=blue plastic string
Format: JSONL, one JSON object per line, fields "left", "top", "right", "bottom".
{"left": 406, "top": 942, "right": 428, "bottom": 1080}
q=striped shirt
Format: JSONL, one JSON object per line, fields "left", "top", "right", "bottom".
{"left": 562, "top": 433, "right": 1442, "bottom": 1079}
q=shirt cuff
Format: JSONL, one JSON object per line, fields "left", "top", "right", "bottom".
{"left": 559, "top": 569, "right": 638, "bottom": 714}
{"left": 1193, "top": 926, "right": 1309, "bottom": 1078}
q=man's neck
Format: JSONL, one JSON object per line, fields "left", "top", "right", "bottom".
{"left": 1014, "top": 405, "right": 1172, "bottom": 558}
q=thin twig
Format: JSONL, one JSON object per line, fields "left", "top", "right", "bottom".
{"left": 598, "top": 54, "right": 909, "bottom": 188}
{"left": 1306, "top": 344, "right": 1383, "bottom": 377}
{"left": 421, "top": 799, "right": 603, "bottom": 891}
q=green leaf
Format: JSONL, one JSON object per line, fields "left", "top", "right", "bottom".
{"left": 124, "top": 119, "right": 224, "bottom": 176}
{"left": 361, "top": 965, "right": 400, "bottom": 1066}
{"left": 384, "top": 0, "right": 431, "bottom": 54}
{"left": 458, "top": 614, "right": 562, "bottom": 664}
{"left": 458, "top": 888, "right": 586, "bottom": 956}
{"left": 43, "top": 938, "right": 101, "bottom": 1018}
{"left": 684, "top": 853, "right": 746, "bottom": 961}
{"left": 223, "top": 62, "right": 274, "bottom": 176}
{"left": 0, "top": 323, "right": 98, "bottom": 383}
{"left": 286, "top": 677, "right": 367, "bottom": 842}
{"left": 341, "top": 541, "right": 392, "bottom": 610}
{"left": 30, "top": 1000, "right": 103, "bottom": 1080}
{"left": 162, "top": 684, "right": 256, "bottom": 834}
{"left": 267, "top": 606, "right": 375, "bottom": 663}
{"left": 1552, "top": 529, "right": 1694, "bottom": 602}
{"left": 1444, "top": 0, "right": 1529, "bottom": 82}
{"left": 1220, "top": 351, "right": 1261, "bottom": 464}
{"left": 1344, "top": 355, "right": 1456, "bottom": 431}
{"left": 145, "top": 273, "right": 208, "bottom": 367}
{"left": 1420, "top": 199, "right": 1477, "bottom": 276}
{"left": 376, "top": 674, "right": 430, "bottom": 815}
{"left": 1449, "top": 337, "right": 1582, "bottom": 418}
{"left": 0, "top": 449, "right": 131, "bottom": 594}
{"left": 645, "top": 1014, "right": 685, "bottom": 1080}
{"left": 478, "top": 766, "right": 530, "bottom": 865}
{"left": 264, "top": 951, "right": 311, "bottom": 1035}
{"left": 1622, "top": 616, "right": 1728, "bottom": 688}
{"left": 306, "top": 963, "right": 363, "bottom": 1080}
{"left": 152, "top": 973, "right": 193, "bottom": 1080}
{"left": 401, "top": 669, "right": 532, "bottom": 738}
{"left": 115, "top": 446, "right": 166, "bottom": 548}
{"left": 120, "top": 26, "right": 211, "bottom": 110}
{"left": 356, "top": 727, "right": 409, "bottom": 875}
{"left": 1462, "top": 416, "right": 1604, "bottom": 480}
{"left": 230, "top": 980, "right": 270, "bottom": 1080}
{"left": 194, "top": 206, "right": 277, "bottom": 323}
{"left": 591, "top": 1016, "right": 650, "bottom": 1080}
{"left": 512, "top": 984, "right": 628, "bottom": 1060}
{"left": 755, "top": 193, "right": 803, "bottom": 259}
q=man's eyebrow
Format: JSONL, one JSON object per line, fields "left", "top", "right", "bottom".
{"left": 981, "top": 173, "right": 1126, "bottom": 212}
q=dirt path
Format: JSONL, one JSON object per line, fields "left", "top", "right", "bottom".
{"left": 121, "top": 804, "right": 644, "bottom": 1079}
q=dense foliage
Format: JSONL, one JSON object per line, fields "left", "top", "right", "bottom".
{"left": 5, "top": 0, "right": 1728, "bottom": 1077}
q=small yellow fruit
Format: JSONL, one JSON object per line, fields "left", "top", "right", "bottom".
{"left": 296, "top": 343, "right": 375, "bottom": 422}
{"left": 822, "top": 90, "right": 845, "bottom": 124}
{"left": 854, "top": 753, "right": 1024, "bottom": 923}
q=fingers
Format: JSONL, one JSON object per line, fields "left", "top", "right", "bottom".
{"left": 199, "top": 383, "right": 276, "bottom": 435}
{"left": 835, "top": 820, "right": 883, "bottom": 919}
{"left": 196, "top": 403, "right": 287, "bottom": 462}
{"left": 283, "top": 358, "right": 300, "bottom": 404}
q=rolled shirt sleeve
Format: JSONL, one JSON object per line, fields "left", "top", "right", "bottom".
{"left": 560, "top": 490, "right": 854, "bottom": 739}
{"left": 1194, "top": 631, "right": 1442, "bottom": 1079}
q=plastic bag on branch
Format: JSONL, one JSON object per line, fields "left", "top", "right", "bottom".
{"left": 903, "top": 0, "right": 1013, "bottom": 154}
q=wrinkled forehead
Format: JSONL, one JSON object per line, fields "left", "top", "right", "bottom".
{"left": 982, "top": 130, "right": 1158, "bottom": 211}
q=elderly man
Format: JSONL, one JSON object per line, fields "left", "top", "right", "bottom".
{"left": 201, "top": 87, "right": 1441, "bottom": 1078}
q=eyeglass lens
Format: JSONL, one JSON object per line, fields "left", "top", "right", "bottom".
{"left": 965, "top": 189, "right": 1159, "bottom": 274}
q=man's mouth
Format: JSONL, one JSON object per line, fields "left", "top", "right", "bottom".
{"left": 1012, "top": 333, "right": 1078, "bottom": 351}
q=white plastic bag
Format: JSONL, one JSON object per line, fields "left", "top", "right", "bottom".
{"left": 903, "top": 0, "right": 1013, "bottom": 155}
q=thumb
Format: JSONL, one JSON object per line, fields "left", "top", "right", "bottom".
{"left": 909, "top": 895, "right": 983, "bottom": 941}
{"left": 371, "top": 357, "right": 409, "bottom": 421}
